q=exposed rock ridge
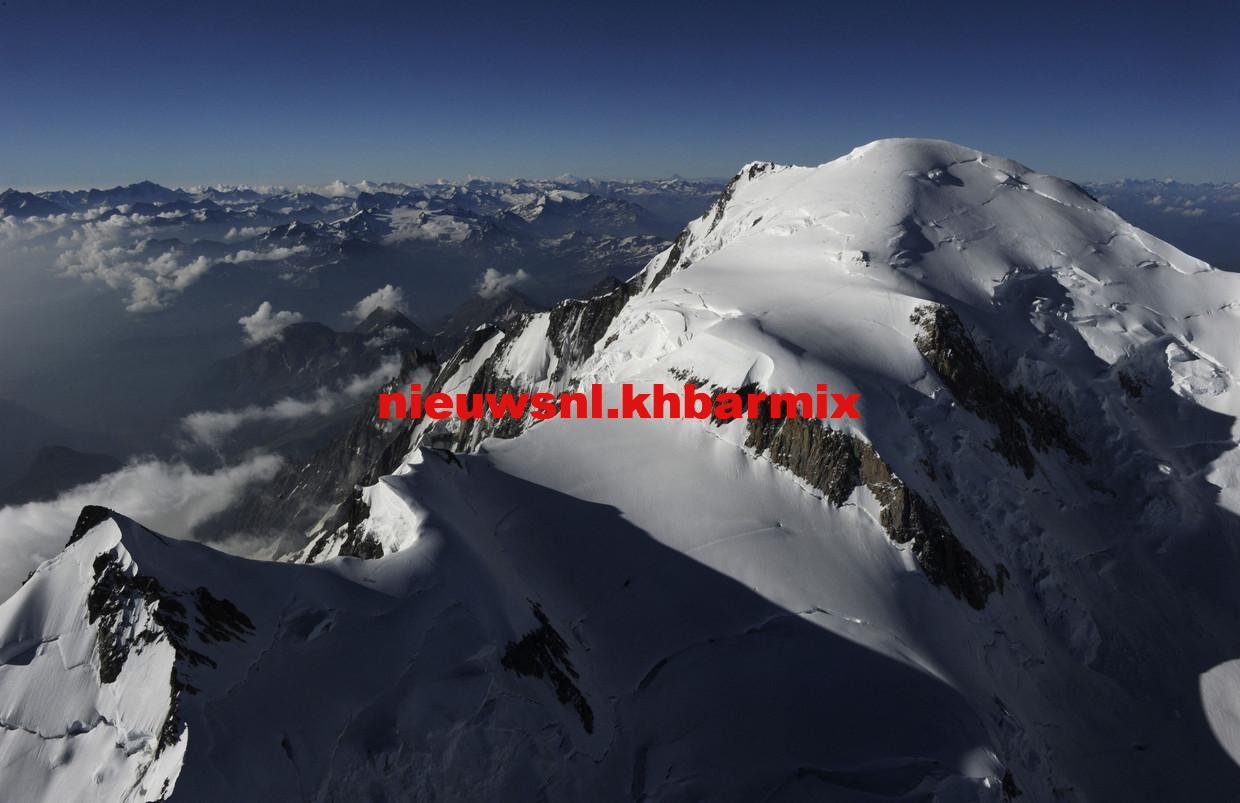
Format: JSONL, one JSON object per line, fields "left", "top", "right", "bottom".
{"left": 648, "top": 161, "right": 776, "bottom": 290}
{"left": 82, "top": 512, "right": 254, "bottom": 756}
{"left": 742, "top": 397, "right": 996, "bottom": 609}
{"left": 500, "top": 602, "right": 594, "bottom": 733}
{"left": 911, "top": 304, "right": 1088, "bottom": 478}
{"left": 220, "top": 348, "right": 438, "bottom": 556}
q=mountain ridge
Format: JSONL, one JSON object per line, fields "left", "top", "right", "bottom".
{"left": 5, "top": 138, "right": 1240, "bottom": 800}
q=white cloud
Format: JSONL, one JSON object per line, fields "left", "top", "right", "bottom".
{"left": 0, "top": 213, "right": 77, "bottom": 244}
{"left": 1163, "top": 206, "right": 1206, "bottom": 218}
{"left": 238, "top": 301, "right": 304, "bottom": 344}
{"left": 322, "top": 180, "right": 354, "bottom": 197}
{"left": 222, "top": 245, "right": 308, "bottom": 263}
{"left": 54, "top": 221, "right": 213, "bottom": 312}
{"left": 182, "top": 357, "right": 401, "bottom": 448}
{"left": 0, "top": 453, "right": 283, "bottom": 602}
{"left": 224, "top": 225, "right": 267, "bottom": 241}
{"left": 476, "top": 267, "right": 530, "bottom": 299}
{"left": 347, "top": 284, "right": 407, "bottom": 322}
{"left": 52, "top": 215, "right": 310, "bottom": 313}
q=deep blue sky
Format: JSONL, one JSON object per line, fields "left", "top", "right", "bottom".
{"left": 3, "top": 0, "right": 1238, "bottom": 188}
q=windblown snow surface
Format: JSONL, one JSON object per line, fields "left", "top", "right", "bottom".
{"left": 6, "top": 139, "right": 1240, "bottom": 801}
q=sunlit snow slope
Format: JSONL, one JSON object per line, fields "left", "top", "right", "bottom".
{"left": 5, "top": 139, "right": 1240, "bottom": 801}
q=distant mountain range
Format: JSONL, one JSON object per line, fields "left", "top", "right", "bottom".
{"left": 0, "top": 175, "right": 723, "bottom": 237}
{"left": 0, "top": 175, "right": 719, "bottom": 322}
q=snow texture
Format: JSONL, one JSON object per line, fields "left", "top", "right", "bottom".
{"left": 6, "top": 139, "right": 1240, "bottom": 801}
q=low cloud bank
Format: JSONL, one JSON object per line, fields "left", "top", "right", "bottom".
{"left": 42, "top": 213, "right": 311, "bottom": 312}
{"left": 0, "top": 453, "right": 283, "bottom": 602}
{"left": 182, "top": 357, "right": 401, "bottom": 447}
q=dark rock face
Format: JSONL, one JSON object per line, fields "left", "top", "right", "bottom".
{"left": 745, "top": 408, "right": 863, "bottom": 507}
{"left": 649, "top": 162, "right": 774, "bottom": 291}
{"left": 301, "top": 316, "right": 532, "bottom": 560}
{"left": 179, "top": 320, "right": 428, "bottom": 414}
{"left": 352, "top": 307, "right": 424, "bottom": 338}
{"left": 648, "top": 230, "right": 690, "bottom": 290}
{"left": 855, "top": 445, "right": 996, "bottom": 611}
{"left": 430, "top": 288, "right": 544, "bottom": 355}
{"left": 546, "top": 276, "right": 641, "bottom": 380}
{"left": 220, "top": 349, "right": 439, "bottom": 555}
{"left": 1002, "top": 768, "right": 1023, "bottom": 799}
{"left": 451, "top": 353, "right": 529, "bottom": 451}
{"left": 705, "top": 162, "right": 771, "bottom": 234}
{"left": 192, "top": 588, "right": 255, "bottom": 644}
{"left": 444, "top": 279, "right": 645, "bottom": 452}
{"left": 272, "top": 267, "right": 648, "bottom": 558}
{"left": 292, "top": 274, "right": 648, "bottom": 557}
{"left": 69, "top": 505, "right": 116, "bottom": 545}
{"left": 911, "top": 304, "right": 1087, "bottom": 478}
{"left": 501, "top": 602, "right": 593, "bottom": 733}
{"left": 85, "top": 533, "right": 253, "bottom": 755}
{"left": 744, "top": 400, "right": 996, "bottom": 610}
{"left": 446, "top": 276, "right": 645, "bottom": 452}
{"left": 1118, "top": 370, "right": 1147, "bottom": 398}
{"left": 296, "top": 333, "right": 502, "bottom": 558}
{"left": 315, "top": 490, "right": 383, "bottom": 561}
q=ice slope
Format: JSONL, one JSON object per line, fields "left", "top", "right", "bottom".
{"left": 300, "top": 139, "right": 1240, "bottom": 799}
{"left": 6, "top": 139, "right": 1240, "bottom": 801}
{"left": 0, "top": 490, "right": 1006, "bottom": 801}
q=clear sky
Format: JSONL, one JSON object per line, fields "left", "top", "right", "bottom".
{"left": 3, "top": 0, "right": 1238, "bottom": 188}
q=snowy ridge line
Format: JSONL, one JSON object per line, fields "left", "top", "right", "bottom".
{"left": 7, "top": 139, "right": 1240, "bottom": 800}
{"left": 283, "top": 139, "right": 1240, "bottom": 800}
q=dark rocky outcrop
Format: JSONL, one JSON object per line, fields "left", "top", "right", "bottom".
{"left": 648, "top": 230, "right": 690, "bottom": 290}
{"left": 430, "top": 288, "right": 544, "bottom": 355}
{"left": 649, "top": 162, "right": 774, "bottom": 291}
{"left": 1118, "top": 370, "right": 1147, "bottom": 398}
{"left": 352, "top": 307, "right": 425, "bottom": 338}
{"left": 705, "top": 162, "right": 772, "bottom": 234}
{"left": 69, "top": 505, "right": 116, "bottom": 545}
{"left": 192, "top": 587, "right": 256, "bottom": 644}
{"left": 447, "top": 277, "right": 645, "bottom": 451}
{"left": 501, "top": 602, "right": 593, "bottom": 733}
{"left": 546, "top": 276, "right": 641, "bottom": 379}
{"left": 744, "top": 400, "right": 995, "bottom": 610}
{"left": 299, "top": 331, "right": 503, "bottom": 558}
{"left": 853, "top": 443, "right": 996, "bottom": 611}
{"left": 85, "top": 529, "right": 253, "bottom": 755}
{"left": 178, "top": 320, "right": 428, "bottom": 414}
{"left": 1002, "top": 768, "right": 1023, "bottom": 799}
{"left": 219, "top": 349, "right": 439, "bottom": 555}
{"left": 451, "top": 354, "right": 530, "bottom": 450}
{"left": 911, "top": 304, "right": 1087, "bottom": 477}
{"left": 312, "top": 490, "right": 383, "bottom": 561}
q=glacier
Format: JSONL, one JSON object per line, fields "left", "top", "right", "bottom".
{"left": 4, "top": 138, "right": 1240, "bottom": 801}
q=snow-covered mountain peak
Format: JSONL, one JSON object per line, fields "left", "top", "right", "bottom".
{"left": 0, "top": 507, "right": 244, "bottom": 801}
{"left": 621, "top": 138, "right": 1235, "bottom": 413}
{"left": 7, "top": 140, "right": 1240, "bottom": 800}
{"left": 283, "top": 142, "right": 1240, "bottom": 800}
{"left": 646, "top": 138, "right": 1211, "bottom": 301}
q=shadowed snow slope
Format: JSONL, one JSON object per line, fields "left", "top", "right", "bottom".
{"left": 6, "top": 139, "right": 1240, "bottom": 801}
